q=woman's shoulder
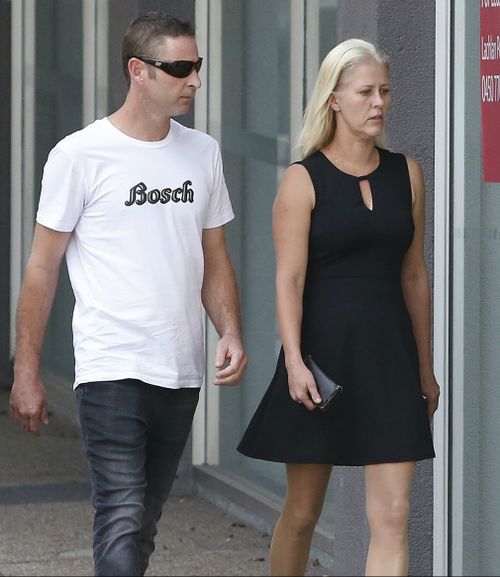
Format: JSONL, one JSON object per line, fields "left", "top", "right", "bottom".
{"left": 378, "top": 147, "right": 423, "bottom": 179}
{"left": 289, "top": 151, "right": 327, "bottom": 182}
{"left": 403, "top": 155, "right": 424, "bottom": 189}
{"left": 379, "top": 146, "right": 420, "bottom": 168}
{"left": 276, "top": 162, "right": 316, "bottom": 210}
{"left": 281, "top": 160, "right": 314, "bottom": 186}
{"left": 402, "top": 154, "right": 422, "bottom": 172}
{"left": 293, "top": 149, "right": 324, "bottom": 168}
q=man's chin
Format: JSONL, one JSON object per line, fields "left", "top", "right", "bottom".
{"left": 173, "top": 102, "right": 193, "bottom": 117}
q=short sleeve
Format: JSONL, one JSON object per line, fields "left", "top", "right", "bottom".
{"left": 36, "top": 146, "right": 87, "bottom": 232}
{"left": 203, "top": 144, "right": 235, "bottom": 229}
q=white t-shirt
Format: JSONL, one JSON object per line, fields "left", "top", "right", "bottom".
{"left": 36, "top": 118, "right": 234, "bottom": 389}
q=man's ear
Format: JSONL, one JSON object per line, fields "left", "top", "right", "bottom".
{"left": 129, "top": 58, "right": 147, "bottom": 85}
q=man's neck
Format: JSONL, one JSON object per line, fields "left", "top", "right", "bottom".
{"left": 107, "top": 100, "right": 171, "bottom": 142}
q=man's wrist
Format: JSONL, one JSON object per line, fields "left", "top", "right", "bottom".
{"left": 14, "top": 355, "right": 41, "bottom": 381}
{"left": 221, "top": 328, "right": 242, "bottom": 339}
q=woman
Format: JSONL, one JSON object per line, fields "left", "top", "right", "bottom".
{"left": 238, "top": 38, "right": 440, "bottom": 577}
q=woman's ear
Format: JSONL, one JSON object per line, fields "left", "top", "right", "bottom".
{"left": 329, "top": 92, "right": 341, "bottom": 112}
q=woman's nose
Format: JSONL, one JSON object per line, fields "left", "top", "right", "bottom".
{"left": 373, "top": 90, "right": 384, "bottom": 106}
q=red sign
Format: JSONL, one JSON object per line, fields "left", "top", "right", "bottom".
{"left": 480, "top": 0, "right": 500, "bottom": 182}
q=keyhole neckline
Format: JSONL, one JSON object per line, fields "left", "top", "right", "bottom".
{"left": 319, "top": 146, "right": 383, "bottom": 181}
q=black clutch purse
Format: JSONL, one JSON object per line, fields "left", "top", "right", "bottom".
{"left": 303, "top": 355, "right": 343, "bottom": 411}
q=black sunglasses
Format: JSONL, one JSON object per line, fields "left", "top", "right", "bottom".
{"left": 133, "top": 56, "right": 203, "bottom": 78}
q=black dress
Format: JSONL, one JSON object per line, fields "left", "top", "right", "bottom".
{"left": 237, "top": 148, "right": 435, "bottom": 466}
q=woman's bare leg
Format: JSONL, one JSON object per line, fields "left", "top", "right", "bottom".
{"left": 364, "top": 461, "right": 416, "bottom": 576}
{"left": 270, "top": 463, "right": 332, "bottom": 576}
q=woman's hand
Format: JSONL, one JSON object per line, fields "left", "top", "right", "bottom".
{"left": 421, "top": 375, "right": 440, "bottom": 423}
{"left": 287, "top": 360, "right": 322, "bottom": 411}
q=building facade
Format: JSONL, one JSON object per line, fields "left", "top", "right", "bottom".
{"left": 2, "top": 1, "right": 499, "bottom": 575}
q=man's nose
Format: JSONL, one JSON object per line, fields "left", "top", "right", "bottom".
{"left": 187, "top": 69, "right": 202, "bottom": 89}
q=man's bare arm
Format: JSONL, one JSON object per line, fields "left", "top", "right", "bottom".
{"left": 10, "top": 224, "right": 72, "bottom": 436}
{"left": 201, "top": 226, "right": 247, "bottom": 385}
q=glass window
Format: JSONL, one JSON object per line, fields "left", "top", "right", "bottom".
{"left": 451, "top": 1, "right": 500, "bottom": 574}
{"left": 214, "top": 0, "right": 292, "bottom": 497}
{"left": 317, "top": 0, "right": 337, "bottom": 59}
{"left": 211, "top": 0, "right": 337, "bottom": 509}
{"left": 35, "top": 0, "right": 83, "bottom": 381}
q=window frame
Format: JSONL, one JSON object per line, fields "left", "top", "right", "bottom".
{"left": 433, "top": 0, "right": 452, "bottom": 575}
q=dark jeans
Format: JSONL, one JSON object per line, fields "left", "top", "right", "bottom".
{"left": 76, "top": 379, "right": 200, "bottom": 577}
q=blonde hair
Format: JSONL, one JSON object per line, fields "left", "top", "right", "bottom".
{"left": 296, "top": 38, "right": 390, "bottom": 159}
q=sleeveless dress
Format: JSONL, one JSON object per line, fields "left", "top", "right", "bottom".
{"left": 237, "top": 148, "right": 435, "bottom": 466}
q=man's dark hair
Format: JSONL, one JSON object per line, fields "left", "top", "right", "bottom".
{"left": 122, "top": 12, "right": 196, "bottom": 87}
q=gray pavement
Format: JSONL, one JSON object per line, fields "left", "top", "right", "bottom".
{"left": 0, "top": 385, "right": 330, "bottom": 576}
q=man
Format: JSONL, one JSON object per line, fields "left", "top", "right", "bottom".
{"left": 10, "top": 12, "right": 247, "bottom": 576}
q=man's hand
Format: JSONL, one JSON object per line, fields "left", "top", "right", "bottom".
{"left": 9, "top": 224, "right": 69, "bottom": 437}
{"left": 10, "top": 375, "right": 49, "bottom": 437}
{"left": 213, "top": 334, "right": 248, "bottom": 386}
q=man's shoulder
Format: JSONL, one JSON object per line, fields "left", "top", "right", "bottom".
{"left": 53, "top": 118, "right": 108, "bottom": 157}
{"left": 172, "top": 120, "right": 220, "bottom": 151}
